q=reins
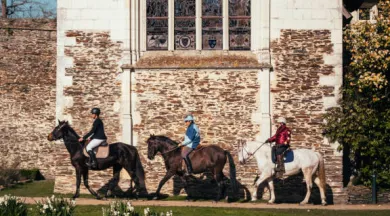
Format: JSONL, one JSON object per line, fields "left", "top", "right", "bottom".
{"left": 240, "top": 141, "right": 269, "bottom": 164}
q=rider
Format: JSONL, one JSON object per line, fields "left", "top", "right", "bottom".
{"left": 265, "top": 117, "right": 291, "bottom": 178}
{"left": 78, "top": 108, "right": 107, "bottom": 169}
{"left": 178, "top": 114, "right": 201, "bottom": 175}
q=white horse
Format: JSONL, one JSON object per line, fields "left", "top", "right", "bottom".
{"left": 237, "top": 140, "right": 327, "bottom": 205}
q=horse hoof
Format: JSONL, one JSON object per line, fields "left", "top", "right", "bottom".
{"left": 267, "top": 201, "right": 275, "bottom": 205}
{"left": 96, "top": 196, "right": 102, "bottom": 200}
{"left": 321, "top": 202, "right": 327, "bottom": 206}
{"left": 299, "top": 202, "right": 307, "bottom": 206}
{"left": 212, "top": 201, "right": 218, "bottom": 204}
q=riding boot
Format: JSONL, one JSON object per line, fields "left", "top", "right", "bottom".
{"left": 275, "top": 155, "right": 284, "bottom": 178}
{"left": 86, "top": 150, "right": 97, "bottom": 169}
{"left": 184, "top": 156, "right": 193, "bottom": 175}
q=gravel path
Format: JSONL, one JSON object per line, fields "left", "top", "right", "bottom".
{"left": 20, "top": 197, "right": 390, "bottom": 210}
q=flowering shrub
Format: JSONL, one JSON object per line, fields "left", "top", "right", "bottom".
{"left": 0, "top": 195, "right": 28, "bottom": 216}
{"left": 35, "top": 195, "right": 76, "bottom": 216}
{"left": 323, "top": 0, "right": 390, "bottom": 186}
{"left": 102, "top": 200, "right": 172, "bottom": 216}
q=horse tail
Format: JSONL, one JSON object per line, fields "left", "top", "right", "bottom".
{"left": 225, "top": 151, "right": 238, "bottom": 194}
{"left": 316, "top": 152, "right": 326, "bottom": 189}
{"left": 134, "top": 149, "right": 146, "bottom": 191}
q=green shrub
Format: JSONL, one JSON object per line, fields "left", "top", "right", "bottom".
{"left": 0, "top": 194, "right": 28, "bottom": 216}
{"left": 20, "top": 169, "right": 41, "bottom": 181}
{"left": 36, "top": 195, "right": 76, "bottom": 216}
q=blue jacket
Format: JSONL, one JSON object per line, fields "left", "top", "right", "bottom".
{"left": 181, "top": 123, "right": 201, "bottom": 149}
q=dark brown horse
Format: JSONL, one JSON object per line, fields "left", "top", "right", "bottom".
{"left": 47, "top": 121, "right": 146, "bottom": 199}
{"left": 147, "top": 135, "right": 238, "bottom": 202}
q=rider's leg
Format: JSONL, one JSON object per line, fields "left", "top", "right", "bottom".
{"left": 181, "top": 147, "right": 193, "bottom": 175}
{"left": 86, "top": 139, "right": 104, "bottom": 168}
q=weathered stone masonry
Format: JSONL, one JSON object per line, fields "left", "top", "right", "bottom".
{"left": 133, "top": 68, "right": 261, "bottom": 196}
{"left": 0, "top": 19, "right": 57, "bottom": 178}
{"left": 271, "top": 29, "right": 346, "bottom": 203}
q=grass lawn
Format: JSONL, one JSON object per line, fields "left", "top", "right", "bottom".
{"left": 24, "top": 205, "right": 390, "bottom": 216}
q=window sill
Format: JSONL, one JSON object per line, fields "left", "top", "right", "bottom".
{"left": 122, "top": 50, "right": 271, "bottom": 70}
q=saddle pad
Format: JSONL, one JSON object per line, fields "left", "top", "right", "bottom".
{"left": 83, "top": 144, "right": 110, "bottom": 159}
{"left": 272, "top": 150, "right": 294, "bottom": 163}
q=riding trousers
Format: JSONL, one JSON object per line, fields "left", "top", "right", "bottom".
{"left": 86, "top": 139, "right": 105, "bottom": 152}
{"left": 275, "top": 144, "right": 289, "bottom": 155}
{"left": 181, "top": 146, "right": 194, "bottom": 159}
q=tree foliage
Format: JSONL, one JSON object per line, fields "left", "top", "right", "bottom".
{"left": 323, "top": 1, "right": 390, "bottom": 186}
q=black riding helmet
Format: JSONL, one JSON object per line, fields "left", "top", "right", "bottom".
{"left": 91, "top": 108, "right": 101, "bottom": 115}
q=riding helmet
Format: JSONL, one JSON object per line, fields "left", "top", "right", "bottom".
{"left": 91, "top": 108, "right": 101, "bottom": 115}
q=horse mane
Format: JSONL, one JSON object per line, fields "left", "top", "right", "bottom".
{"left": 153, "top": 135, "right": 179, "bottom": 146}
{"left": 64, "top": 123, "right": 81, "bottom": 139}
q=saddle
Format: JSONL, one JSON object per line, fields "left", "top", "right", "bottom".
{"left": 180, "top": 144, "right": 206, "bottom": 171}
{"left": 83, "top": 140, "right": 110, "bottom": 159}
{"left": 271, "top": 146, "right": 294, "bottom": 164}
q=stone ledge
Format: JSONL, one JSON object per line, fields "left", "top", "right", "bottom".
{"left": 122, "top": 54, "right": 271, "bottom": 70}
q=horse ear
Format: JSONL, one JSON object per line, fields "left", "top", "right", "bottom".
{"left": 58, "top": 119, "right": 61, "bottom": 124}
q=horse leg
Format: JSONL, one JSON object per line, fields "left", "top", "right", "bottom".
{"left": 251, "top": 172, "right": 271, "bottom": 201}
{"left": 154, "top": 172, "right": 174, "bottom": 200}
{"left": 267, "top": 178, "right": 276, "bottom": 204}
{"left": 213, "top": 169, "right": 224, "bottom": 203}
{"left": 72, "top": 168, "right": 81, "bottom": 199}
{"left": 300, "top": 168, "right": 314, "bottom": 205}
{"left": 106, "top": 164, "right": 122, "bottom": 198}
{"left": 179, "top": 174, "right": 191, "bottom": 201}
{"left": 314, "top": 176, "right": 327, "bottom": 205}
{"left": 82, "top": 168, "right": 101, "bottom": 199}
{"left": 123, "top": 165, "right": 140, "bottom": 199}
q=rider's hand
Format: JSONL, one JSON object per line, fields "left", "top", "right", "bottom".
{"left": 178, "top": 143, "right": 182, "bottom": 147}
{"left": 78, "top": 138, "right": 83, "bottom": 142}
{"left": 264, "top": 139, "right": 269, "bottom": 143}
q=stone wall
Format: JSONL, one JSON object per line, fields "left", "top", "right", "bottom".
{"left": 53, "top": 30, "right": 126, "bottom": 194}
{"left": 348, "top": 185, "right": 390, "bottom": 204}
{"left": 0, "top": 19, "right": 57, "bottom": 178}
{"left": 270, "top": 29, "right": 346, "bottom": 204}
{"left": 133, "top": 68, "right": 261, "bottom": 197}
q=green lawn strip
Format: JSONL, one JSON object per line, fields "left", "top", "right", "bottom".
{"left": 0, "top": 180, "right": 55, "bottom": 197}
{"left": 0, "top": 180, "right": 265, "bottom": 202}
{"left": 24, "top": 205, "right": 390, "bottom": 216}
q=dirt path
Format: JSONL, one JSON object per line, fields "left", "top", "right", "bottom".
{"left": 20, "top": 197, "right": 390, "bottom": 210}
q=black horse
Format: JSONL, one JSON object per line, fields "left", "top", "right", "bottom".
{"left": 147, "top": 135, "right": 238, "bottom": 202}
{"left": 48, "top": 120, "right": 146, "bottom": 199}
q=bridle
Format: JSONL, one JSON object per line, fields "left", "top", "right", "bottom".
{"left": 239, "top": 140, "right": 268, "bottom": 164}
{"left": 51, "top": 123, "right": 67, "bottom": 140}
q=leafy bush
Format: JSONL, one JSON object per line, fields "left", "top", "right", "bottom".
{"left": 35, "top": 195, "right": 76, "bottom": 216}
{"left": 102, "top": 200, "right": 173, "bottom": 216}
{"left": 20, "top": 169, "right": 42, "bottom": 181}
{"left": 323, "top": 0, "right": 390, "bottom": 186}
{"left": 0, "top": 195, "right": 28, "bottom": 216}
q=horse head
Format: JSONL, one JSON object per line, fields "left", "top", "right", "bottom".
{"left": 237, "top": 139, "right": 250, "bottom": 165}
{"left": 146, "top": 135, "right": 159, "bottom": 160}
{"left": 48, "top": 120, "right": 69, "bottom": 141}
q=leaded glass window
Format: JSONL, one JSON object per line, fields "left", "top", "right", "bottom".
{"left": 229, "top": 0, "right": 250, "bottom": 50}
{"left": 147, "top": 0, "right": 169, "bottom": 50}
{"left": 145, "top": 0, "right": 251, "bottom": 51}
{"left": 175, "top": 0, "right": 196, "bottom": 50}
{"left": 202, "top": 0, "right": 223, "bottom": 50}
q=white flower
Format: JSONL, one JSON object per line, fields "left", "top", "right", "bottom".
{"left": 129, "top": 206, "right": 134, "bottom": 212}
{"left": 144, "top": 207, "right": 150, "bottom": 216}
{"left": 71, "top": 200, "right": 76, "bottom": 206}
{"left": 51, "top": 195, "right": 55, "bottom": 199}
{"left": 43, "top": 204, "right": 49, "bottom": 209}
